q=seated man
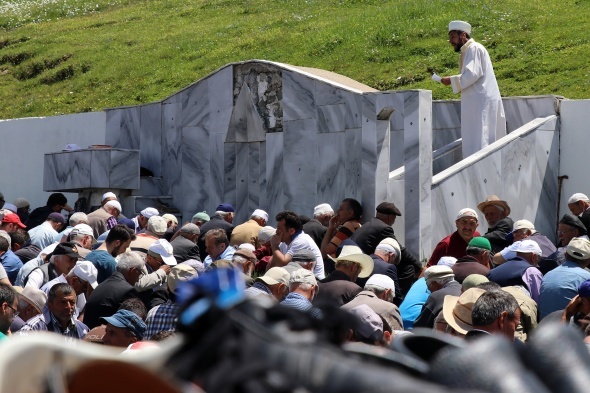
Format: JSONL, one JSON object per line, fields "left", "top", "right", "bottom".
{"left": 101, "top": 309, "right": 147, "bottom": 349}
{"left": 493, "top": 219, "right": 556, "bottom": 265}
{"left": 413, "top": 266, "right": 461, "bottom": 329}
{"left": 568, "top": 193, "right": 590, "bottom": 233}
{"left": 20, "top": 283, "right": 89, "bottom": 340}
{"left": 230, "top": 209, "right": 268, "bottom": 248}
{"left": 451, "top": 237, "right": 491, "bottom": 283}
{"left": 320, "top": 198, "right": 363, "bottom": 258}
{"left": 467, "top": 290, "right": 521, "bottom": 343}
{"left": 477, "top": 195, "right": 514, "bottom": 254}
{"left": 203, "top": 229, "right": 236, "bottom": 268}
{"left": 350, "top": 201, "right": 402, "bottom": 255}
{"left": 244, "top": 267, "right": 290, "bottom": 302}
{"left": 488, "top": 240, "right": 543, "bottom": 302}
{"left": 538, "top": 214, "right": 588, "bottom": 274}
{"left": 428, "top": 208, "right": 481, "bottom": 267}
{"left": 280, "top": 269, "right": 322, "bottom": 319}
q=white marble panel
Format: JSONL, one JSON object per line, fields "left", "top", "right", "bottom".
{"left": 432, "top": 100, "right": 461, "bottom": 131}
{"left": 361, "top": 94, "right": 377, "bottom": 217}
{"left": 265, "top": 133, "right": 284, "bottom": 226}
{"left": 89, "top": 150, "right": 111, "bottom": 189}
{"left": 227, "top": 83, "right": 265, "bottom": 142}
{"left": 258, "top": 141, "right": 267, "bottom": 211}
{"left": 105, "top": 107, "right": 141, "bottom": 149}
{"left": 235, "top": 143, "right": 250, "bottom": 220}
{"left": 314, "top": 82, "right": 346, "bottom": 106}
{"left": 43, "top": 151, "right": 92, "bottom": 191}
{"left": 317, "top": 104, "right": 346, "bottom": 133}
{"left": 375, "top": 119, "right": 390, "bottom": 203}
{"left": 532, "top": 127, "right": 559, "bottom": 241}
{"left": 161, "top": 103, "right": 183, "bottom": 201}
{"left": 132, "top": 177, "right": 164, "bottom": 196}
{"left": 283, "top": 118, "right": 318, "bottom": 215}
{"left": 344, "top": 91, "right": 363, "bottom": 129}
{"left": 181, "top": 126, "right": 210, "bottom": 219}
{"left": 317, "top": 133, "right": 346, "bottom": 206}
{"left": 247, "top": 142, "right": 261, "bottom": 220}
{"left": 345, "top": 128, "right": 362, "bottom": 201}
{"left": 389, "top": 93, "right": 406, "bottom": 132}
{"left": 282, "top": 70, "right": 315, "bottom": 121}
{"left": 403, "top": 91, "right": 433, "bottom": 260}
{"left": 110, "top": 150, "right": 140, "bottom": 189}
{"left": 140, "top": 103, "right": 162, "bottom": 177}
{"left": 209, "top": 133, "right": 225, "bottom": 213}
{"left": 181, "top": 78, "right": 209, "bottom": 128}
{"left": 223, "top": 142, "right": 237, "bottom": 209}
{"left": 208, "top": 65, "right": 234, "bottom": 137}
{"left": 387, "top": 177, "right": 406, "bottom": 245}
{"left": 502, "top": 96, "right": 556, "bottom": 133}
{"left": 500, "top": 134, "right": 536, "bottom": 221}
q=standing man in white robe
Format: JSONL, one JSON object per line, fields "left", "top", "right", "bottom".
{"left": 441, "top": 20, "right": 506, "bottom": 159}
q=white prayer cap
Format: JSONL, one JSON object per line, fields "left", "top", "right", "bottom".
{"left": 251, "top": 209, "right": 269, "bottom": 222}
{"left": 105, "top": 200, "right": 122, "bottom": 212}
{"left": 569, "top": 193, "right": 590, "bottom": 204}
{"left": 101, "top": 192, "right": 117, "bottom": 201}
{"left": 141, "top": 207, "right": 159, "bottom": 218}
{"left": 239, "top": 243, "right": 255, "bottom": 251}
{"left": 437, "top": 256, "right": 458, "bottom": 268}
{"left": 449, "top": 20, "right": 471, "bottom": 34}
{"left": 456, "top": 208, "right": 478, "bottom": 221}
{"left": 314, "top": 203, "right": 334, "bottom": 216}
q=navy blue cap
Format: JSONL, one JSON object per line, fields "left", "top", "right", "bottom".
{"left": 579, "top": 280, "right": 590, "bottom": 298}
{"left": 216, "top": 203, "right": 235, "bottom": 213}
{"left": 118, "top": 217, "right": 136, "bottom": 230}
{"left": 100, "top": 309, "right": 146, "bottom": 339}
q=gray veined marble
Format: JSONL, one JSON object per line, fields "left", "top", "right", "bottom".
{"left": 345, "top": 128, "right": 362, "bottom": 202}
{"left": 223, "top": 142, "right": 238, "bottom": 210}
{"left": 208, "top": 64, "right": 234, "bottom": 137}
{"left": 283, "top": 118, "right": 318, "bottom": 216}
{"left": 181, "top": 126, "right": 211, "bottom": 220}
{"left": 317, "top": 132, "right": 346, "bottom": 209}
{"left": 110, "top": 150, "right": 140, "bottom": 189}
{"left": 161, "top": 102, "right": 183, "bottom": 202}
{"left": 247, "top": 142, "right": 261, "bottom": 220}
{"left": 235, "top": 142, "right": 250, "bottom": 223}
{"left": 282, "top": 70, "right": 316, "bottom": 121}
{"left": 105, "top": 107, "right": 141, "bottom": 150}
{"left": 317, "top": 104, "right": 346, "bottom": 133}
{"left": 181, "top": 77, "right": 209, "bottom": 128}
{"left": 227, "top": 82, "right": 266, "bottom": 143}
{"left": 209, "top": 133, "right": 225, "bottom": 213}
{"left": 265, "top": 132, "right": 284, "bottom": 226}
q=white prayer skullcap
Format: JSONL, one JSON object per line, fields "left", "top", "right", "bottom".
{"left": 365, "top": 274, "right": 396, "bottom": 292}
{"left": 449, "top": 20, "right": 471, "bottom": 34}
{"left": 569, "top": 193, "right": 590, "bottom": 204}
{"left": 456, "top": 208, "right": 478, "bottom": 221}
{"left": 258, "top": 226, "right": 276, "bottom": 243}
{"left": 141, "top": 207, "right": 159, "bottom": 218}
{"left": 314, "top": 203, "right": 333, "bottom": 216}
{"left": 437, "top": 256, "right": 458, "bottom": 268}
{"left": 377, "top": 238, "right": 401, "bottom": 258}
{"left": 102, "top": 192, "right": 117, "bottom": 201}
{"left": 105, "top": 200, "right": 122, "bottom": 212}
{"left": 239, "top": 243, "right": 255, "bottom": 251}
{"left": 251, "top": 209, "right": 269, "bottom": 222}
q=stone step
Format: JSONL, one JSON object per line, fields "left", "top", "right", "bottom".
{"left": 131, "top": 177, "right": 165, "bottom": 197}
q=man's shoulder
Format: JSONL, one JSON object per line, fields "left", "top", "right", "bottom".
{"left": 86, "top": 250, "right": 114, "bottom": 262}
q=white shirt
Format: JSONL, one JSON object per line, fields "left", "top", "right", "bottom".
{"left": 279, "top": 232, "right": 325, "bottom": 279}
{"left": 450, "top": 39, "right": 506, "bottom": 158}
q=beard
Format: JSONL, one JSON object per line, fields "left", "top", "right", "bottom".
{"left": 454, "top": 41, "right": 464, "bottom": 52}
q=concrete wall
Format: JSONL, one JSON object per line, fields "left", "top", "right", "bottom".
{"left": 0, "top": 112, "right": 106, "bottom": 211}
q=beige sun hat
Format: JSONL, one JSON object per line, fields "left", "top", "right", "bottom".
{"left": 330, "top": 245, "right": 374, "bottom": 278}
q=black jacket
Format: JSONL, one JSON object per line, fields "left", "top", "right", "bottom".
{"left": 84, "top": 272, "right": 139, "bottom": 329}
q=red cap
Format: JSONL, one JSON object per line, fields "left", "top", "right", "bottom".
{"left": 2, "top": 213, "right": 26, "bottom": 228}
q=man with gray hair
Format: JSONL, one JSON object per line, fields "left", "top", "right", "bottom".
{"left": 303, "top": 203, "right": 333, "bottom": 250}
{"left": 55, "top": 212, "right": 89, "bottom": 243}
{"left": 468, "top": 290, "right": 521, "bottom": 342}
{"left": 230, "top": 209, "right": 268, "bottom": 248}
{"left": 67, "top": 223, "right": 97, "bottom": 258}
{"left": 130, "top": 215, "right": 168, "bottom": 258}
{"left": 359, "top": 238, "right": 401, "bottom": 304}
{"left": 84, "top": 251, "right": 145, "bottom": 329}
{"left": 280, "top": 268, "right": 322, "bottom": 319}
{"left": 568, "top": 193, "right": 590, "bottom": 233}
{"left": 282, "top": 249, "right": 316, "bottom": 276}
{"left": 232, "top": 248, "right": 257, "bottom": 279}
{"left": 342, "top": 274, "right": 403, "bottom": 331}
{"left": 413, "top": 266, "right": 461, "bottom": 328}
{"left": 170, "top": 223, "right": 201, "bottom": 263}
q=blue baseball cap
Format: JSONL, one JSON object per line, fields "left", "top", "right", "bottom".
{"left": 216, "top": 203, "right": 235, "bottom": 213}
{"left": 100, "top": 309, "right": 146, "bottom": 340}
{"left": 579, "top": 280, "right": 590, "bottom": 298}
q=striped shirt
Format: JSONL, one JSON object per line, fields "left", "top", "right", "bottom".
{"left": 20, "top": 308, "right": 88, "bottom": 341}
{"left": 280, "top": 292, "right": 323, "bottom": 319}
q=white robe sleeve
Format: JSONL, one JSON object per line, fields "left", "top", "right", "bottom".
{"left": 450, "top": 46, "right": 485, "bottom": 94}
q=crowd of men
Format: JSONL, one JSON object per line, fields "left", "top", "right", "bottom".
{"left": 0, "top": 189, "right": 589, "bottom": 354}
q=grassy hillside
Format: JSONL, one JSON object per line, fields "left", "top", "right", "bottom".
{"left": 0, "top": 0, "right": 589, "bottom": 119}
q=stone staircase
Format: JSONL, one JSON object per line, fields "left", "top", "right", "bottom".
{"left": 122, "top": 177, "right": 182, "bottom": 222}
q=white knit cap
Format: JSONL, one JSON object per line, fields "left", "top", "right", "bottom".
{"left": 449, "top": 20, "right": 471, "bottom": 34}
{"left": 568, "top": 193, "right": 590, "bottom": 204}
{"left": 102, "top": 192, "right": 117, "bottom": 201}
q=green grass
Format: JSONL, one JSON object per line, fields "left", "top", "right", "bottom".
{"left": 0, "top": 0, "right": 589, "bottom": 119}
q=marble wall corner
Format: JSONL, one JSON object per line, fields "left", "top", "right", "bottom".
{"left": 140, "top": 103, "right": 162, "bottom": 177}
{"left": 282, "top": 70, "right": 316, "bottom": 121}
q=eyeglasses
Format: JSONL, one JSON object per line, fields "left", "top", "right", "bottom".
{"left": 6, "top": 303, "right": 19, "bottom": 318}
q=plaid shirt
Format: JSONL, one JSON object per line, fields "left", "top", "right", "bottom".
{"left": 145, "top": 300, "right": 180, "bottom": 340}
{"left": 20, "top": 308, "right": 89, "bottom": 341}
{"left": 280, "top": 292, "right": 323, "bottom": 319}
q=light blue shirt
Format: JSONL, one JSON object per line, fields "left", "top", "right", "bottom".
{"left": 539, "top": 260, "right": 590, "bottom": 319}
{"left": 399, "top": 278, "right": 430, "bottom": 330}
{"left": 204, "top": 246, "right": 236, "bottom": 268}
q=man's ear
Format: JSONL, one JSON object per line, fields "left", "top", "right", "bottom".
{"left": 498, "top": 311, "right": 508, "bottom": 329}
